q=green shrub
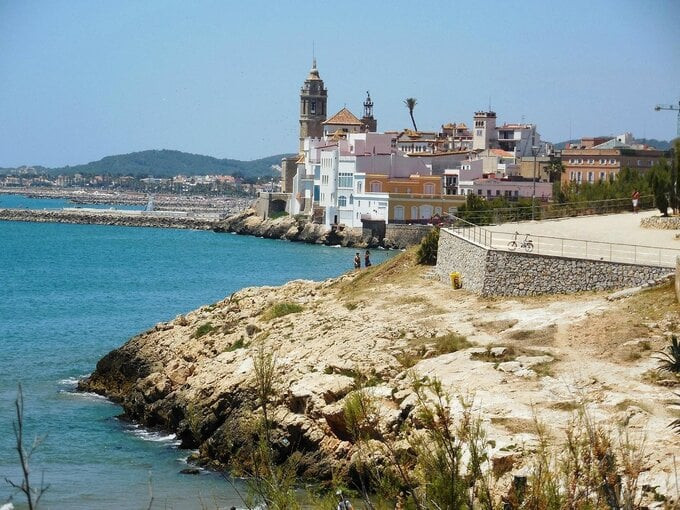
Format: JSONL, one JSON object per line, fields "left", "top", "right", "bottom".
{"left": 416, "top": 228, "right": 439, "bottom": 265}
{"left": 657, "top": 335, "right": 680, "bottom": 373}
{"left": 192, "top": 322, "right": 215, "bottom": 339}
{"left": 226, "top": 337, "right": 246, "bottom": 351}
{"left": 262, "top": 302, "right": 303, "bottom": 321}
{"left": 433, "top": 332, "right": 473, "bottom": 354}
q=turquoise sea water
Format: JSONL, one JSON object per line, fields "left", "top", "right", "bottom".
{"left": 0, "top": 196, "right": 393, "bottom": 509}
{"left": 0, "top": 193, "right": 144, "bottom": 210}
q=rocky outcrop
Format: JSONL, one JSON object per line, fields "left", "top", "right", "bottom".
{"left": 214, "top": 209, "right": 379, "bottom": 248}
{"left": 79, "top": 251, "right": 680, "bottom": 498}
{"left": 0, "top": 208, "right": 219, "bottom": 230}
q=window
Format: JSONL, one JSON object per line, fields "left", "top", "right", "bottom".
{"left": 599, "top": 172, "right": 606, "bottom": 181}
{"left": 496, "top": 190, "right": 500, "bottom": 196}
{"left": 338, "top": 195, "right": 347, "bottom": 207}
{"left": 486, "top": 189, "right": 491, "bottom": 196}
{"left": 320, "top": 192, "right": 325, "bottom": 201}
{"left": 321, "top": 175, "right": 329, "bottom": 185}
{"left": 570, "top": 171, "right": 575, "bottom": 181}
{"left": 476, "top": 130, "right": 482, "bottom": 136}
{"left": 410, "top": 206, "right": 418, "bottom": 219}
{"left": 338, "top": 172, "right": 353, "bottom": 188}
{"left": 370, "top": 181, "right": 381, "bottom": 192}
{"left": 349, "top": 194, "right": 354, "bottom": 204}
{"left": 577, "top": 171, "right": 582, "bottom": 182}
{"left": 311, "top": 100, "right": 316, "bottom": 114}
{"left": 424, "top": 183, "right": 434, "bottom": 194}
{"left": 588, "top": 172, "right": 594, "bottom": 182}
{"left": 477, "top": 189, "right": 483, "bottom": 195}
{"left": 394, "top": 206, "right": 405, "bottom": 221}
{"left": 356, "top": 181, "right": 362, "bottom": 193}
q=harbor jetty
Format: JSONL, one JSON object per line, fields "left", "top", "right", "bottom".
{"left": 0, "top": 208, "right": 222, "bottom": 230}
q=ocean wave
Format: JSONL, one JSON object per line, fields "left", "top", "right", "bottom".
{"left": 57, "top": 373, "right": 91, "bottom": 386}
{"left": 124, "top": 425, "right": 182, "bottom": 446}
{"left": 58, "top": 389, "right": 114, "bottom": 404}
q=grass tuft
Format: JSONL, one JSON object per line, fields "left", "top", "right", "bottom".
{"left": 261, "top": 302, "right": 303, "bottom": 321}
{"left": 192, "top": 322, "right": 216, "bottom": 339}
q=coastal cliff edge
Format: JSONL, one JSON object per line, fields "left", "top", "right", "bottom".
{"left": 80, "top": 249, "right": 680, "bottom": 495}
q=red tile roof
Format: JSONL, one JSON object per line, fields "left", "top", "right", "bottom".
{"left": 323, "top": 107, "right": 363, "bottom": 125}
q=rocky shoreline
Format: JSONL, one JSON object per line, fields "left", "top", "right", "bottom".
{"left": 0, "top": 206, "right": 427, "bottom": 248}
{"left": 213, "top": 209, "right": 425, "bottom": 249}
{"left": 79, "top": 250, "right": 680, "bottom": 499}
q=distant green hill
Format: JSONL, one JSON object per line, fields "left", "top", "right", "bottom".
{"left": 45, "top": 150, "right": 294, "bottom": 178}
{"left": 554, "top": 138, "right": 671, "bottom": 150}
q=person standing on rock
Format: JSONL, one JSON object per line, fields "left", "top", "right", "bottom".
{"left": 336, "top": 490, "right": 353, "bottom": 510}
{"left": 364, "top": 250, "right": 372, "bottom": 267}
{"left": 354, "top": 252, "right": 361, "bottom": 269}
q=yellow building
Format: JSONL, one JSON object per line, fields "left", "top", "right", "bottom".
{"left": 364, "top": 174, "right": 465, "bottom": 222}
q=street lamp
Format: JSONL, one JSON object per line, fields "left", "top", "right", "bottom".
{"left": 531, "top": 145, "right": 539, "bottom": 221}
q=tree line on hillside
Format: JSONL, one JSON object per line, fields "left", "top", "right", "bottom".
{"left": 553, "top": 138, "right": 672, "bottom": 150}
{"left": 2, "top": 150, "right": 294, "bottom": 179}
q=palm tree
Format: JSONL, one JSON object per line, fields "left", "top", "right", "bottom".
{"left": 404, "top": 97, "right": 418, "bottom": 132}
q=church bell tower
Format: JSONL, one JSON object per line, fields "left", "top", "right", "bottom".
{"left": 299, "top": 59, "right": 327, "bottom": 151}
{"left": 361, "top": 90, "right": 377, "bottom": 132}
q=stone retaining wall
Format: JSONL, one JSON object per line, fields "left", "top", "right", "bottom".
{"left": 436, "top": 228, "right": 672, "bottom": 296}
{"left": 436, "top": 229, "right": 488, "bottom": 292}
{"left": 384, "top": 224, "right": 432, "bottom": 249}
{"left": 640, "top": 216, "right": 680, "bottom": 230}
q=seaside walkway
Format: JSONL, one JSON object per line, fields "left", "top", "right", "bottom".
{"left": 449, "top": 210, "right": 680, "bottom": 268}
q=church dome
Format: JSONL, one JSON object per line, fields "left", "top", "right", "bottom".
{"left": 306, "top": 59, "right": 321, "bottom": 80}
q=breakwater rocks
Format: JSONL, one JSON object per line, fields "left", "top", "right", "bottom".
{"left": 0, "top": 208, "right": 219, "bottom": 230}
{"left": 213, "top": 209, "right": 429, "bottom": 249}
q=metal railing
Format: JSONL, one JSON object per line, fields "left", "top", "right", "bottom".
{"left": 489, "top": 231, "right": 680, "bottom": 268}
{"left": 444, "top": 215, "right": 680, "bottom": 268}
{"left": 446, "top": 215, "right": 495, "bottom": 248}
{"left": 456, "top": 196, "right": 654, "bottom": 226}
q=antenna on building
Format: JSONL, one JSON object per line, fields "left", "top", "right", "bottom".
{"left": 312, "top": 40, "right": 316, "bottom": 68}
{"left": 488, "top": 95, "right": 491, "bottom": 111}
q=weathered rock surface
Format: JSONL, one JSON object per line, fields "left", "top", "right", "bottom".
{"left": 79, "top": 251, "right": 680, "bottom": 497}
{"left": 213, "top": 209, "right": 376, "bottom": 248}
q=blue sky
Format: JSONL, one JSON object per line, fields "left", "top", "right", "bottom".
{"left": 0, "top": 0, "right": 678, "bottom": 167}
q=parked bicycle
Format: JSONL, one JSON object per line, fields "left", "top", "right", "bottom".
{"left": 507, "top": 231, "right": 534, "bottom": 252}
